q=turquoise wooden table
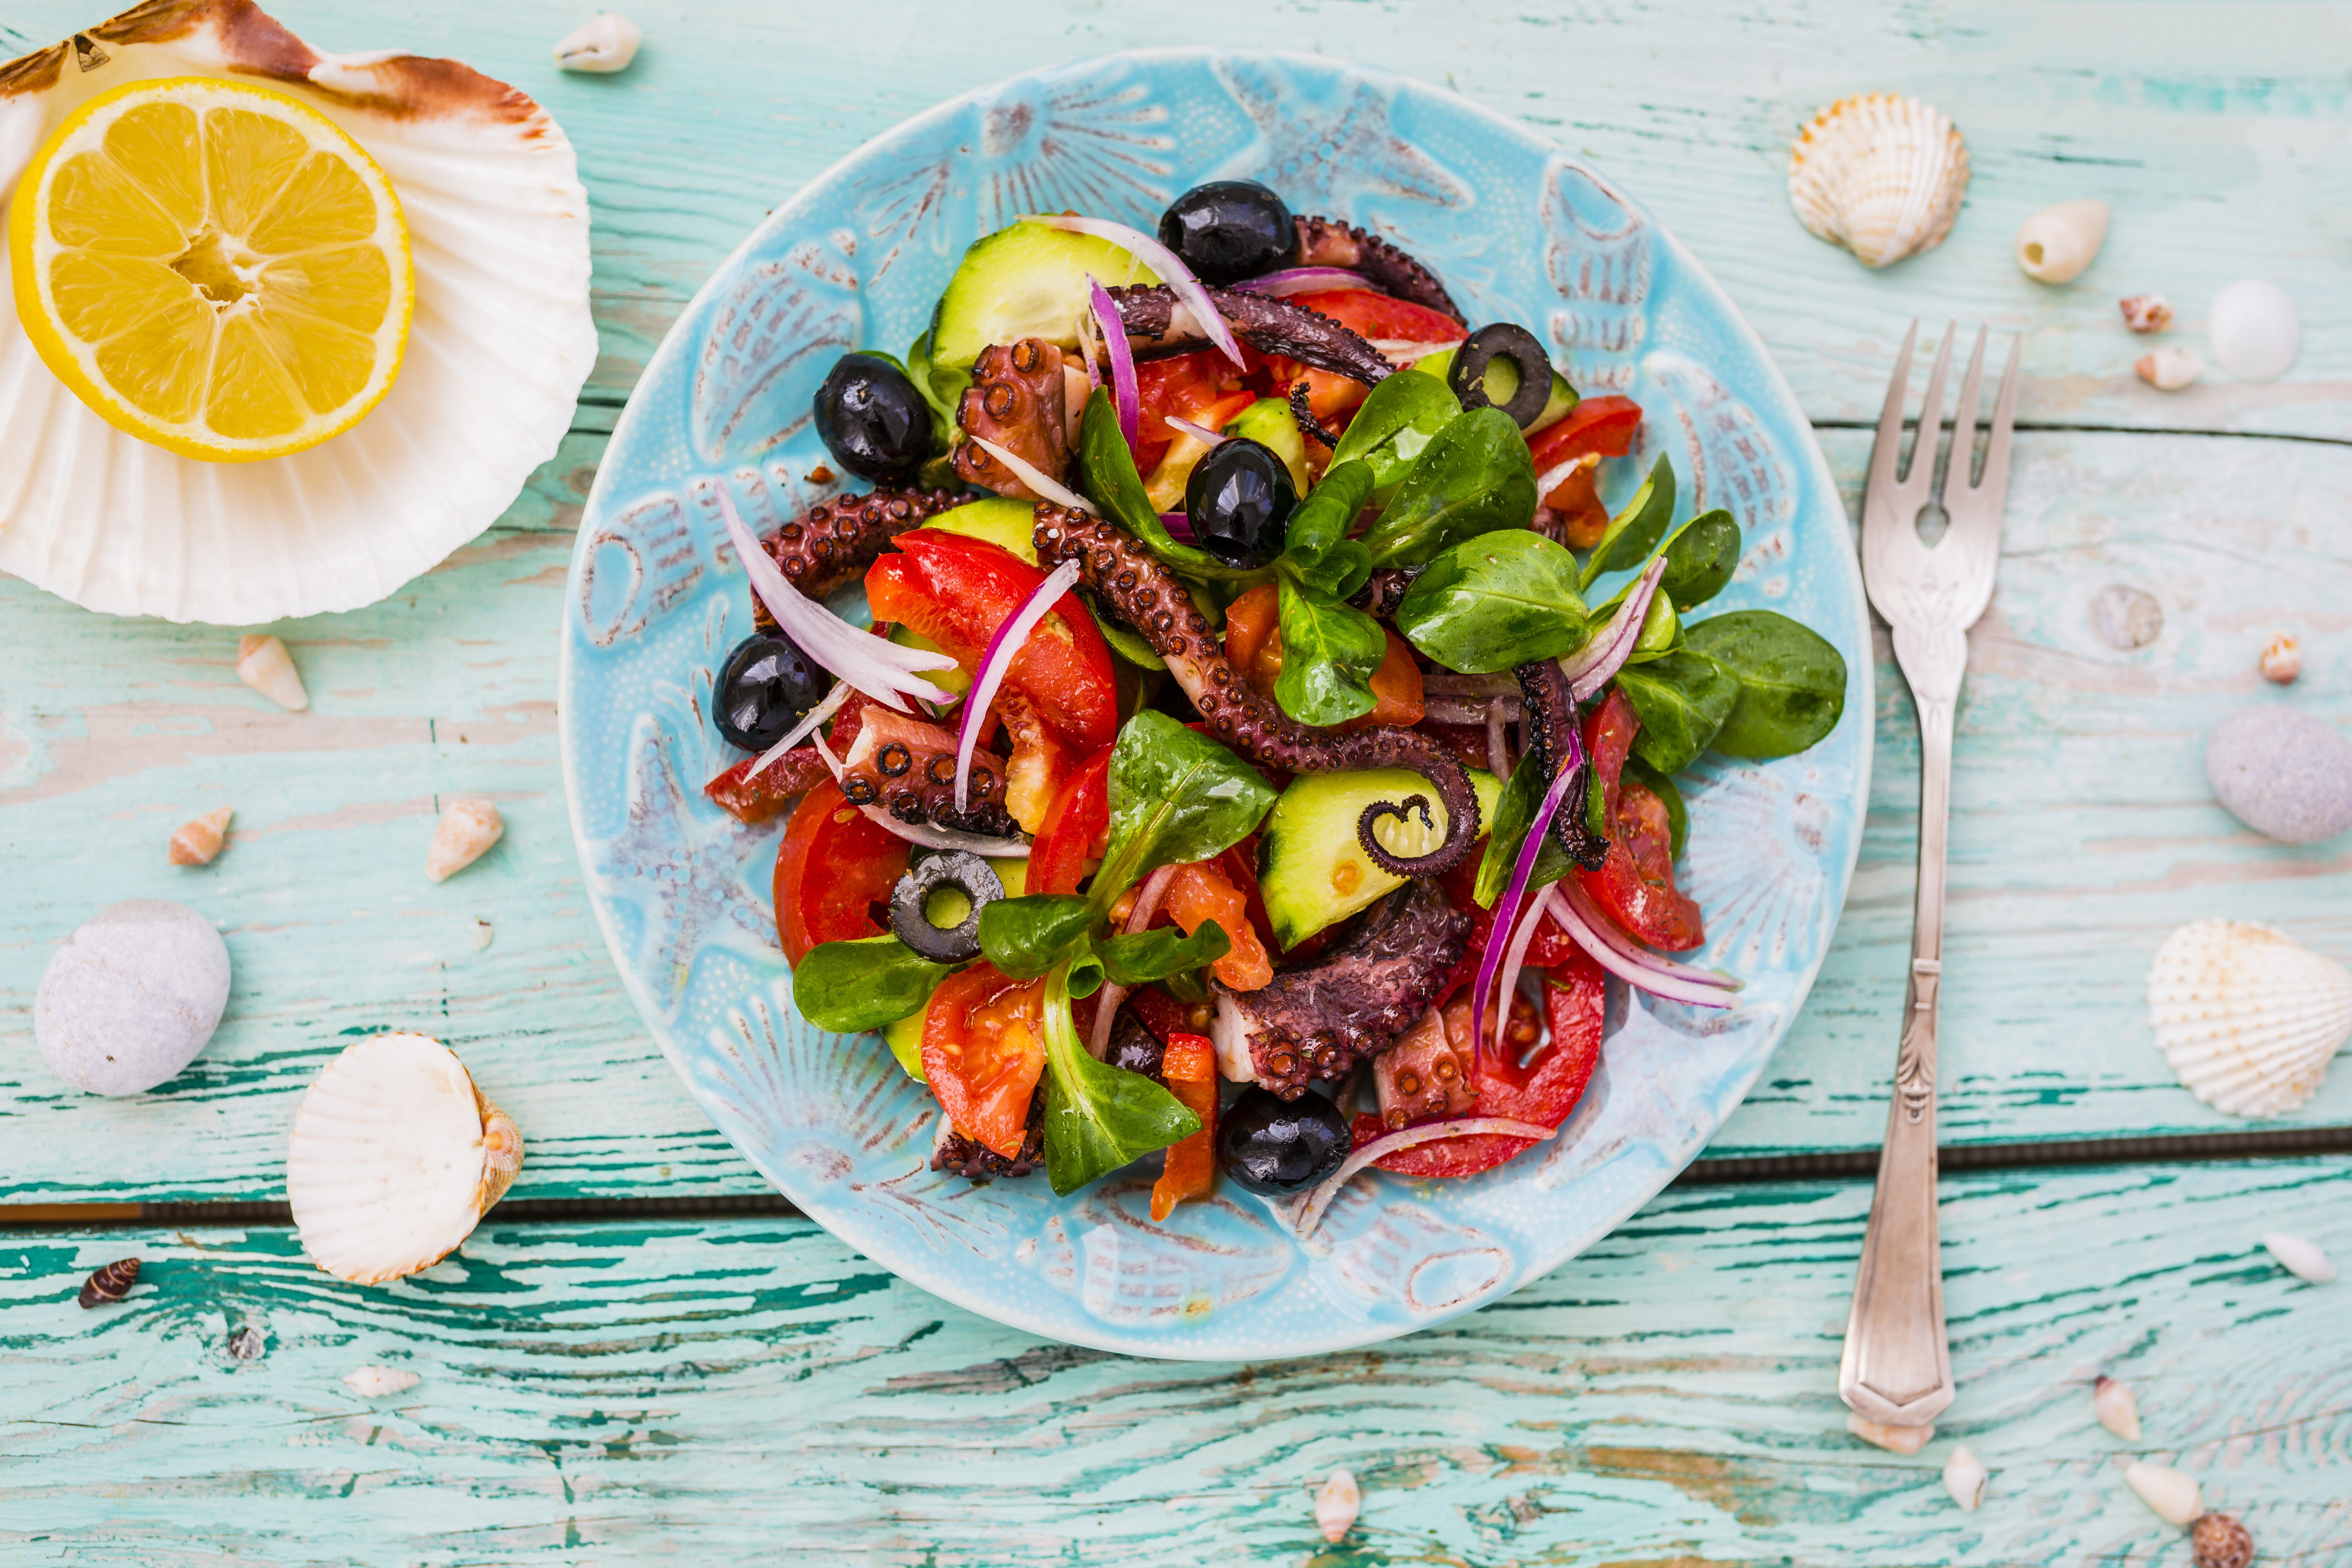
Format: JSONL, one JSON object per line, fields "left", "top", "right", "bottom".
{"left": 4, "top": 1, "right": 2348, "bottom": 1561}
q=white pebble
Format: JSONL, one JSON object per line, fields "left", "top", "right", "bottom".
{"left": 2262, "top": 1231, "right": 2336, "bottom": 1284}
{"left": 1847, "top": 1412, "right": 1935, "bottom": 1454}
{"left": 343, "top": 1365, "right": 421, "bottom": 1396}
{"left": 2209, "top": 279, "right": 2299, "bottom": 382}
{"left": 2093, "top": 1375, "right": 2142, "bottom": 1441}
{"left": 2124, "top": 1460, "right": 2201, "bottom": 1526}
{"left": 426, "top": 799, "right": 504, "bottom": 883}
{"left": 1943, "top": 1444, "right": 1987, "bottom": 1511}
{"left": 235, "top": 635, "right": 308, "bottom": 710}
{"left": 554, "top": 13, "right": 641, "bottom": 72}
{"left": 36, "top": 901, "right": 229, "bottom": 1095}
{"left": 2136, "top": 346, "right": 2203, "bottom": 391}
{"left": 1315, "top": 1468, "right": 1360, "bottom": 1542}
{"left": 2205, "top": 705, "right": 2352, "bottom": 844}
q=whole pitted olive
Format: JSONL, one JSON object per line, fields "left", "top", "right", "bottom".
{"left": 1446, "top": 323, "right": 1555, "bottom": 429}
{"left": 1217, "top": 1086, "right": 1351, "bottom": 1194}
{"left": 813, "top": 352, "right": 933, "bottom": 482}
{"left": 712, "top": 633, "right": 829, "bottom": 752}
{"left": 1157, "top": 180, "right": 1294, "bottom": 285}
{"left": 1184, "top": 437, "right": 1296, "bottom": 568}
{"left": 888, "top": 851, "right": 1005, "bottom": 964}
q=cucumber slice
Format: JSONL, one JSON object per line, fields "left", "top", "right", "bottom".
{"left": 1260, "top": 766, "right": 1502, "bottom": 949}
{"left": 918, "top": 497, "right": 1038, "bottom": 564}
{"left": 927, "top": 221, "right": 1159, "bottom": 401}
{"left": 1222, "top": 397, "right": 1309, "bottom": 493}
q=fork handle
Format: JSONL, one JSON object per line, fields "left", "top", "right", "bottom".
{"left": 1838, "top": 688, "right": 1958, "bottom": 1426}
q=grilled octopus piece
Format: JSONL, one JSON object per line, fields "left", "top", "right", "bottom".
{"left": 838, "top": 709, "right": 1020, "bottom": 841}
{"left": 1291, "top": 216, "right": 1465, "bottom": 324}
{"left": 1214, "top": 879, "right": 1471, "bottom": 1100}
{"left": 1512, "top": 658, "right": 1609, "bottom": 871}
{"left": 1103, "top": 284, "right": 1396, "bottom": 387}
{"left": 933, "top": 1090, "right": 1045, "bottom": 1179}
{"left": 952, "top": 337, "right": 1070, "bottom": 499}
{"left": 755, "top": 486, "right": 963, "bottom": 626}
{"left": 1032, "top": 505, "right": 1481, "bottom": 878}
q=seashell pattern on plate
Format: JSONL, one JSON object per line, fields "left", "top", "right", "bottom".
{"left": 0, "top": 0, "right": 595, "bottom": 624}
{"left": 1787, "top": 93, "right": 1969, "bottom": 269}
{"left": 691, "top": 239, "right": 864, "bottom": 465}
{"left": 2147, "top": 920, "right": 2352, "bottom": 1118}
{"left": 561, "top": 52, "right": 1871, "bottom": 1359}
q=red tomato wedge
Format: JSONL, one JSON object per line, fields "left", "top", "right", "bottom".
{"left": 775, "top": 782, "right": 909, "bottom": 964}
{"left": 922, "top": 962, "right": 1048, "bottom": 1160}
{"left": 1433, "top": 858, "right": 1581, "bottom": 1006}
{"left": 1028, "top": 744, "right": 1113, "bottom": 896}
{"left": 1134, "top": 349, "right": 1256, "bottom": 473}
{"left": 1354, "top": 949, "right": 1606, "bottom": 1178}
{"left": 1285, "top": 289, "right": 1466, "bottom": 349}
{"left": 1162, "top": 860, "right": 1274, "bottom": 991}
{"left": 1149, "top": 1033, "right": 1218, "bottom": 1221}
{"left": 1528, "top": 394, "right": 1642, "bottom": 471}
{"left": 1577, "top": 689, "right": 1704, "bottom": 951}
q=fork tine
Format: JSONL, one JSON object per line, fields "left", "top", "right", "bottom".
{"left": 1968, "top": 334, "right": 2025, "bottom": 508}
{"left": 1948, "top": 325, "right": 1989, "bottom": 494}
{"left": 1907, "top": 322, "right": 1958, "bottom": 499}
{"left": 1866, "top": 319, "right": 1920, "bottom": 509}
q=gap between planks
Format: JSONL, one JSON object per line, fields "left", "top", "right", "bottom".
{"left": 4, "top": 1125, "right": 2345, "bottom": 1229}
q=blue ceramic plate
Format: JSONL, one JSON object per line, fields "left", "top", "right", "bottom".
{"left": 559, "top": 51, "right": 1871, "bottom": 1360}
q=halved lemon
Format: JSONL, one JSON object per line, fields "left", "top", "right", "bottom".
{"left": 9, "top": 77, "right": 413, "bottom": 463}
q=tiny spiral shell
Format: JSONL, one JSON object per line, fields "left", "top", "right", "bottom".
{"left": 2190, "top": 1512, "right": 2254, "bottom": 1568}
{"left": 78, "top": 1256, "right": 140, "bottom": 1308}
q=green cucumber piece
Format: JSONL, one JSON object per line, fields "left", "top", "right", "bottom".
{"left": 1259, "top": 766, "right": 1502, "bottom": 949}
{"left": 1222, "top": 397, "right": 1309, "bottom": 494}
{"left": 918, "top": 497, "right": 1038, "bottom": 564}
{"left": 927, "top": 221, "right": 1158, "bottom": 402}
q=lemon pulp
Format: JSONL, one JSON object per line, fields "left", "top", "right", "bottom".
{"left": 9, "top": 77, "right": 413, "bottom": 463}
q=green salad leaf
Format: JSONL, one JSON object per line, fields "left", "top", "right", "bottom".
{"left": 976, "top": 894, "right": 1095, "bottom": 980}
{"left": 1473, "top": 754, "right": 1573, "bottom": 909}
{"left": 1328, "top": 372, "right": 1461, "bottom": 496}
{"left": 1394, "top": 530, "right": 1589, "bottom": 673}
{"left": 793, "top": 937, "right": 953, "bottom": 1033}
{"left": 1683, "top": 610, "right": 1849, "bottom": 759}
{"left": 1098, "top": 919, "right": 1230, "bottom": 986}
{"left": 1092, "top": 711, "right": 1279, "bottom": 914}
{"left": 1624, "top": 586, "right": 1682, "bottom": 664}
{"left": 1611, "top": 649, "right": 1740, "bottom": 773}
{"left": 1359, "top": 406, "right": 1538, "bottom": 567}
{"left": 1273, "top": 576, "right": 1386, "bottom": 726}
{"left": 1282, "top": 458, "right": 1374, "bottom": 597}
{"left": 1076, "top": 391, "right": 1264, "bottom": 582}
{"left": 1578, "top": 453, "right": 1677, "bottom": 589}
{"left": 1656, "top": 508, "right": 1742, "bottom": 610}
{"left": 1040, "top": 963, "right": 1201, "bottom": 1195}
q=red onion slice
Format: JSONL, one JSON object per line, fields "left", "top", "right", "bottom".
{"left": 1559, "top": 552, "right": 1668, "bottom": 702}
{"left": 1546, "top": 880, "right": 1740, "bottom": 1007}
{"left": 1162, "top": 413, "right": 1227, "bottom": 448}
{"left": 1158, "top": 510, "right": 1198, "bottom": 543}
{"left": 714, "top": 486, "right": 957, "bottom": 713}
{"left": 1470, "top": 729, "right": 1586, "bottom": 1066}
{"left": 745, "top": 679, "right": 853, "bottom": 779}
{"left": 1086, "top": 862, "right": 1179, "bottom": 1059}
{"left": 1295, "top": 1115, "right": 1561, "bottom": 1236}
{"left": 1228, "top": 267, "right": 1376, "bottom": 297}
{"left": 1486, "top": 884, "right": 1552, "bottom": 1058}
{"left": 955, "top": 559, "right": 1082, "bottom": 813}
{"left": 1020, "top": 212, "right": 1245, "bottom": 368}
{"left": 966, "top": 435, "right": 1098, "bottom": 516}
{"left": 1086, "top": 277, "right": 1140, "bottom": 455}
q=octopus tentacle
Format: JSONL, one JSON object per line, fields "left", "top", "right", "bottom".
{"left": 841, "top": 710, "right": 1022, "bottom": 840}
{"left": 1512, "top": 659, "right": 1609, "bottom": 870}
{"left": 758, "top": 486, "right": 962, "bottom": 618}
{"left": 1287, "top": 381, "right": 1341, "bottom": 449}
{"left": 1033, "top": 505, "right": 1480, "bottom": 875}
{"left": 952, "top": 338, "right": 1070, "bottom": 499}
{"left": 1105, "top": 285, "right": 1394, "bottom": 386}
{"left": 1291, "top": 216, "right": 1465, "bottom": 324}
{"left": 1348, "top": 568, "right": 1422, "bottom": 621}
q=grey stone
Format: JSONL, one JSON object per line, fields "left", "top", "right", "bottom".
{"left": 35, "top": 900, "right": 230, "bottom": 1095}
{"left": 2205, "top": 705, "right": 2352, "bottom": 845}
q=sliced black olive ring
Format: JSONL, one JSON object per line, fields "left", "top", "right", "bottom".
{"left": 1446, "top": 323, "right": 1553, "bottom": 429}
{"left": 888, "top": 851, "right": 1006, "bottom": 964}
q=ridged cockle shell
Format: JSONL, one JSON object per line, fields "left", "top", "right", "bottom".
{"left": 287, "top": 1033, "right": 523, "bottom": 1285}
{"left": 2015, "top": 200, "right": 2109, "bottom": 283}
{"left": 1315, "top": 1468, "right": 1360, "bottom": 1542}
{"left": 1787, "top": 94, "right": 1968, "bottom": 268}
{"left": 2125, "top": 1461, "right": 2202, "bottom": 1526}
{"left": 169, "top": 806, "right": 234, "bottom": 866}
{"left": 236, "top": 636, "right": 308, "bottom": 710}
{"left": 2094, "top": 1375, "right": 2141, "bottom": 1441}
{"left": 1847, "top": 1412, "right": 1935, "bottom": 1454}
{"left": 2149, "top": 920, "right": 2352, "bottom": 1116}
{"left": 426, "top": 800, "right": 504, "bottom": 883}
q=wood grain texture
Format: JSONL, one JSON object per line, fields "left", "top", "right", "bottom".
{"left": 4, "top": 1160, "right": 2346, "bottom": 1564}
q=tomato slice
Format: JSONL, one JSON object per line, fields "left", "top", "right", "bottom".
{"left": 1577, "top": 689, "right": 1704, "bottom": 951}
{"left": 1432, "top": 857, "right": 1581, "bottom": 1005}
{"left": 921, "top": 962, "right": 1048, "bottom": 1159}
{"left": 1354, "top": 950, "right": 1606, "bottom": 1178}
{"left": 1285, "top": 289, "right": 1465, "bottom": 349}
{"left": 1149, "top": 1032, "right": 1218, "bottom": 1221}
{"left": 1134, "top": 349, "right": 1255, "bottom": 474}
{"left": 1544, "top": 461, "right": 1612, "bottom": 547}
{"left": 775, "top": 781, "right": 910, "bottom": 964}
{"left": 1028, "top": 744, "right": 1113, "bottom": 896}
{"left": 1528, "top": 394, "right": 1642, "bottom": 471}
{"left": 1163, "top": 860, "right": 1274, "bottom": 991}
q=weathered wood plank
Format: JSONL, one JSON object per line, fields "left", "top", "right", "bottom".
{"left": 5, "top": 425, "right": 2348, "bottom": 1199}
{"left": 4, "top": 1160, "right": 2345, "bottom": 1564}
{"left": 11, "top": 0, "right": 2341, "bottom": 437}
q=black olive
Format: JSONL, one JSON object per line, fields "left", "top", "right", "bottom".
{"left": 1157, "top": 180, "right": 1294, "bottom": 285}
{"left": 887, "top": 851, "right": 1004, "bottom": 964}
{"left": 1217, "top": 1086, "right": 1351, "bottom": 1194}
{"left": 1106, "top": 1010, "right": 1166, "bottom": 1081}
{"left": 1184, "top": 438, "right": 1295, "bottom": 568}
{"left": 812, "top": 352, "right": 934, "bottom": 482}
{"left": 712, "top": 633, "right": 829, "bottom": 752}
{"left": 1446, "top": 323, "right": 1555, "bottom": 430}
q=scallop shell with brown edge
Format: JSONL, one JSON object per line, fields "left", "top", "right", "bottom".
{"left": 2148, "top": 920, "right": 2352, "bottom": 1118}
{"left": 0, "top": 1, "right": 595, "bottom": 624}
{"left": 1788, "top": 93, "right": 1969, "bottom": 269}
{"left": 287, "top": 1033, "right": 522, "bottom": 1284}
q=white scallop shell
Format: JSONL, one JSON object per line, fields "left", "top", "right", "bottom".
{"left": 1787, "top": 94, "right": 1969, "bottom": 269}
{"left": 2147, "top": 920, "right": 2352, "bottom": 1118}
{"left": 0, "top": 2, "right": 595, "bottom": 623}
{"left": 287, "top": 1033, "right": 522, "bottom": 1284}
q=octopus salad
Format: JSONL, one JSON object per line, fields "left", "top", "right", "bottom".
{"left": 697, "top": 180, "right": 1848, "bottom": 1231}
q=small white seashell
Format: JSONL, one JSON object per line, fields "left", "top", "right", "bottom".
{"left": 2209, "top": 279, "right": 2300, "bottom": 383}
{"left": 236, "top": 635, "right": 309, "bottom": 711}
{"left": 2015, "top": 199, "right": 2109, "bottom": 283}
{"left": 1315, "top": 1468, "right": 1360, "bottom": 1542}
{"left": 169, "top": 806, "right": 235, "bottom": 867}
{"left": 2120, "top": 294, "right": 2174, "bottom": 334}
{"left": 1943, "top": 1444, "right": 1987, "bottom": 1512}
{"left": 1847, "top": 1412, "right": 1936, "bottom": 1454}
{"left": 2261, "top": 1231, "right": 2336, "bottom": 1284}
{"left": 2148, "top": 921, "right": 2352, "bottom": 1117}
{"left": 554, "top": 13, "right": 641, "bottom": 72}
{"left": 473, "top": 919, "right": 497, "bottom": 952}
{"left": 426, "top": 800, "right": 505, "bottom": 883}
{"left": 2259, "top": 634, "right": 2301, "bottom": 685}
{"left": 2094, "top": 1375, "right": 2142, "bottom": 1441}
{"left": 343, "top": 1365, "right": 421, "bottom": 1396}
{"left": 288, "top": 1033, "right": 523, "bottom": 1285}
{"left": 2125, "top": 1460, "right": 2202, "bottom": 1527}
{"left": 1787, "top": 93, "right": 1969, "bottom": 269}
{"left": 2136, "top": 346, "right": 2204, "bottom": 391}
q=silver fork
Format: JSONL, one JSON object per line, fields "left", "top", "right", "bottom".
{"left": 1840, "top": 321, "right": 2020, "bottom": 1428}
